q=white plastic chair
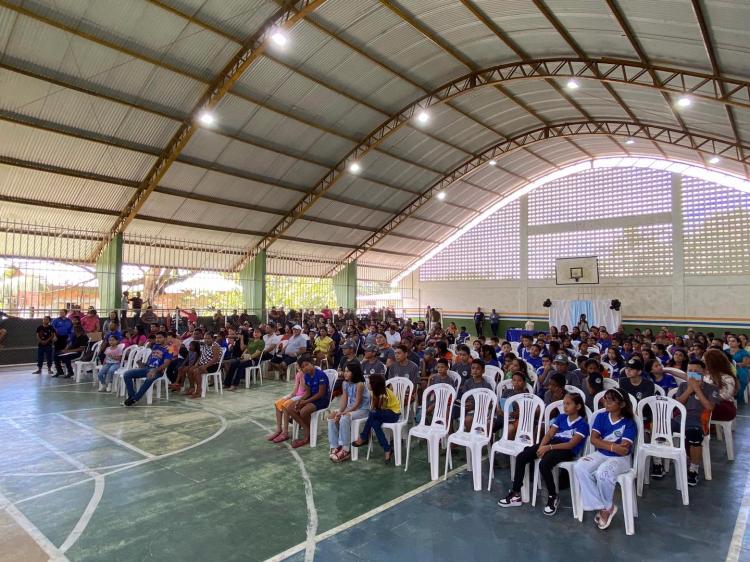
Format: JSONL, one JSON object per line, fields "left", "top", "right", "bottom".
{"left": 711, "top": 416, "right": 735, "bottom": 461}
{"left": 482, "top": 374, "right": 495, "bottom": 388}
{"left": 573, "top": 408, "right": 639, "bottom": 535}
{"left": 293, "top": 369, "right": 337, "bottom": 448}
{"left": 74, "top": 340, "right": 103, "bottom": 382}
{"left": 110, "top": 344, "right": 136, "bottom": 394}
{"left": 366, "top": 377, "right": 414, "bottom": 465}
{"left": 444, "top": 388, "right": 497, "bottom": 491}
{"left": 285, "top": 361, "right": 298, "bottom": 382}
{"left": 446, "top": 370, "right": 461, "bottom": 390}
{"left": 602, "top": 377, "right": 619, "bottom": 390}
{"left": 487, "top": 393, "right": 544, "bottom": 501}
{"left": 531, "top": 400, "right": 592, "bottom": 514}
{"left": 405, "top": 383, "right": 456, "bottom": 480}
{"left": 496, "top": 379, "right": 534, "bottom": 396}
{"left": 565, "top": 385, "right": 586, "bottom": 401}
{"left": 118, "top": 347, "right": 151, "bottom": 397}
{"left": 146, "top": 370, "right": 170, "bottom": 405}
{"left": 653, "top": 385, "right": 665, "bottom": 396}
{"left": 635, "top": 395, "right": 689, "bottom": 505}
{"left": 200, "top": 348, "right": 227, "bottom": 398}
{"left": 600, "top": 362, "right": 614, "bottom": 377}
{"left": 244, "top": 360, "right": 264, "bottom": 388}
{"left": 485, "top": 365, "right": 503, "bottom": 383}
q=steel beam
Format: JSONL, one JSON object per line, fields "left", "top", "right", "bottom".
{"left": 234, "top": 55, "right": 750, "bottom": 268}
{"left": 322, "top": 118, "right": 750, "bottom": 275}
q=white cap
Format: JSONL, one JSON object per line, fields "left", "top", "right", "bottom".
{"left": 293, "top": 324, "right": 302, "bottom": 330}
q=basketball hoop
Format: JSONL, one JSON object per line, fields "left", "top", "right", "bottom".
{"left": 570, "top": 267, "right": 583, "bottom": 283}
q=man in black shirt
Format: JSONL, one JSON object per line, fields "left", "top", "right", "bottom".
{"left": 34, "top": 315, "right": 55, "bottom": 374}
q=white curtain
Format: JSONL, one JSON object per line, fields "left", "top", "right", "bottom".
{"left": 549, "top": 300, "right": 621, "bottom": 333}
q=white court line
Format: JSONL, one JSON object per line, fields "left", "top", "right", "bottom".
{"left": 0, "top": 489, "right": 70, "bottom": 562}
{"left": 727, "top": 468, "right": 750, "bottom": 561}
{"left": 14, "top": 405, "right": 228, "bottom": 506}
{"left": 56, "top": 413, "right": 156, "bottom": 459}
{"left": 265, "top": 463, "right": 468, "bottom": 562}
{"left": 4, "top": 419, "right": 105, "bottom": 554}
{"left": 246, "top": 416, "right": 318, "bottom": 562}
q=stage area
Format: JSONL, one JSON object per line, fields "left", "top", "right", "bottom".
{"left": 1, "top": 366, "right": 749, "bottom": 562}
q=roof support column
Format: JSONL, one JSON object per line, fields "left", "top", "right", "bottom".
{"left": 333, "top": 261, "right": 357, "bottom": 312}
{"left": 240, "top": 250, "right": 267, "bottom": 322}
{"left": 96, "top": 233, "right": 123, "bottom": 314}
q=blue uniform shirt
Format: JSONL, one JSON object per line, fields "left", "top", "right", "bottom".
{"left": 592, "top": 412, "right": 637, "bottom": 457}
{"left": 551, "top": 414, "right": 590, "bottom": 456}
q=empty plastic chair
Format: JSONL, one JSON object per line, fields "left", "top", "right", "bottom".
{"left": 405, "top": 383, "right": 456, "bottom": 480}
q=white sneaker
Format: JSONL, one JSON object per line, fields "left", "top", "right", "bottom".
{"left": 98, "top": 383, "right": 105, "bottom": 392}
{"left": 106, "top": 384, "right": 111, "bottom": 392}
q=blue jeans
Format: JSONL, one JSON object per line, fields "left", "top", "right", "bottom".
{"left": 123, "top": 368, "right": 159, "bottom": 403}
{"left": 37, "top": 344, "right": 53, "bottom": 368}
{"left": 360, "top": 409, "right": 400, "bottom": 452}
{"left": 98, "top": 362, "right": 119, "bottom": 384}
{"left": 328, "top": 409, "right": 369, "bottom": 450}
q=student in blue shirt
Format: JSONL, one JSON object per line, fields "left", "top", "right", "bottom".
{"left": 573, "top": 388, "right": 637, "bottom": 530}
{"left": 121, "top": 331, "right": 173, "bottom": 406}
{"left": 286, "top": 355, "right": 330, "bottom": 449}
{"left": 457, "top": 326, "right": 470, "bottom": 344}
{"left": 645, "top": 359, "right": 678, "bottom": 393}
{"left": 498, "top": 393, "right": 589, "bottom": 515}
{"left": 525, "top": 343, "right": 544, "bottom": 371}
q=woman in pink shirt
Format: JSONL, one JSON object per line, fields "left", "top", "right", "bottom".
{"left": 81, "top": 309, "right": 100, "bottom": 333}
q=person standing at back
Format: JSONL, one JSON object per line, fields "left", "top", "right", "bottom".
{"left": 474, "top": 307, "right": 485, "bottom": 338}
{"left": 33, "top": 315, "right": 55, "bottom": 375}
{"left": 489, "top": 309, "right": 500, "bottom": 338}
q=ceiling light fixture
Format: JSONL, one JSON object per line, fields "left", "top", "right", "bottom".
{"left": 709, "top": 156, "right": 721, "bottom": 164}
{"left": 436, "top": 191, "right": 446, "bottom": 200}
{"left": 271, "top": 29, "right": 288, "bottom": 47}
{"left": 488, "top": 159, "right": 497, "bottom": 166}
{"left": 676, "top": 96, "right": 692, "bottom": 108}
{"left": 198, "top": 111, "right": 215, "bottom": 126}
{"left": 625, "top": 139, "right": 635, "bottom": 145}
{"left": 416, "top": 110, "right": 430, "bottom": 124}
{"left": 348, "top": 162, "right": 361, "bottom": 174}
{"left": 566, "top": 79, "right": 580, "bottom": 90}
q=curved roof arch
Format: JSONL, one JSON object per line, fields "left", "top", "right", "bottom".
{"left": 0, "top": 0, "right": 749, "bottom": 271}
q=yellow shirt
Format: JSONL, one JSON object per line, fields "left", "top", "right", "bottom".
{"left": 314, "top": 336, "right": 333, "bottom": 354}
{"left": 378, "top": 388, "right": 401, "bottom": 414}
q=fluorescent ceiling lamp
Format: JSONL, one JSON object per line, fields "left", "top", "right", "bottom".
{"left": 488, "top": 159, "right": 497, "bottom": 166}
{"left": 198, "top": 111, "right": 215, "bottom": 125}
{"left": 388, "top": 156, "right": 750, "bottom": 285}
{"left": 271, "top": 29, "right": 288, "bottom": 47}
{"left": 348, "top": 162, "right": 361, "bottom": 174}
{"left": 566, "top": 79, "right": 579, "bottom": 90}
{"left": 709, "top": 156, "right": 721, "bottom": 164}
{"left": 436, "top": 191, "right": 446, "bottom": 200}
{"left": 676, "top": 96, "right": 692, "bottom": 108}
{"left": 416, "top": 110, "right": 430, "bottom": 124}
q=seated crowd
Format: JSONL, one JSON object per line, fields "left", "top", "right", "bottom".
{"left": 33, "top": 305, "right": 749, "bottom": 528}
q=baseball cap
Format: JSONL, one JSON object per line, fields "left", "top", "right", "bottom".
{"left": 553, "top": 354, "right": 568, "bottom": 364}
{"left": 424, "top": 347, "right": 436, "bottom": 356}
{"left": 292, "top": 324, "right": 302, "bottom": 330}
{"left": 626, "top": 357, "right": 643, "bottom": 370}
{"left": 341, "top": 341, "right": 356, "bottom": 350}
{"left": 364, "top": 344, "right": 378, "bottom": 353}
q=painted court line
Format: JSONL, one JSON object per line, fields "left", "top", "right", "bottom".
{"left": 246, "top": 416, "right": 318, "bottom": 562}
{"left": 726, "top": 468, "right": 750, "bottom": 561}
{"left": 0, "top": 489, "right": 70, "bottom": 562}
{"left": 56, "top": 413, "right": 156, "bottom": 459}
{"left": 14, "top": 404, "right": 228, "bottom": 506}
{"left": 4, "top": 419, "right": 105, "bottom": 554}
{"left": 265, "top": 464, "right": 468, "bottom": 562}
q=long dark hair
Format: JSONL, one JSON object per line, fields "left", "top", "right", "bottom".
{"left": 565, "top": 392, "right": 586, "bottom": 418}
{"left": 346, "top": 361, "right": 365, "bottom": 384}
{"left": 604, "top": 388, "right": 634, "bottom": 419}
{"left": 369, "top": 373, "right": 387, "bottom": 397}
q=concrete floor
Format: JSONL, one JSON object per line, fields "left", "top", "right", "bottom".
{"left": 1, "top": 365, "right": 749, "bottom": 562}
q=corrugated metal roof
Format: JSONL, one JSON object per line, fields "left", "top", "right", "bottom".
{"left": 2, "top": 200, "right": 115, "bottom": 232}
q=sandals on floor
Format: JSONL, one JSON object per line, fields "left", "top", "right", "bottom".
{"left": 597, "top": 506, "right": 618, "bottom": 530}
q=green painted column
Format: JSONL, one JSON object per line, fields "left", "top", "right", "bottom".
{"left": 96, "top": 233, "right": 123, "bottom": 313}
{"left": 240, "top": 250, "right": 266, "bottom": 320}
{"left": 333, "top": 261, "right": 357, "bottom": 311}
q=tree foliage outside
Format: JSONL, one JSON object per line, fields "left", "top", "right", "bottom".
{"left": 266, "top": 275, "right": 337, "bottom": 310}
